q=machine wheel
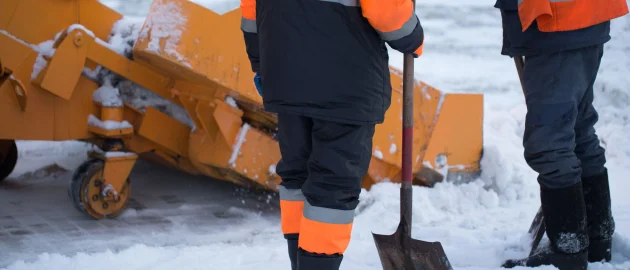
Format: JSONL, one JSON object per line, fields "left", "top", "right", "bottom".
{"left": 68, "top": 159, "right": 132, "bottom": 219}
{"left": 0, "top": 140, "right": 18, "bottom": 183}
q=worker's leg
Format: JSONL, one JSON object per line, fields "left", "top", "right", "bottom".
{"left": 296, "top": 119, "right": 375, "bottom": 270}
{"left": 503, "top": 47, "right": 606, "bottom": 270}
{"left": 275, "top": 113, "right": 313, "bottom": 270}
{"left": 572, "top": 44, "right": 615, "bottom": 263}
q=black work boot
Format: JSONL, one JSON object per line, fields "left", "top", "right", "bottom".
{"left": 583, "top": 169, "right": 615, "bottom": 263}
{"left": 285, "top": 234, "right": 299, "bottom": 270}
{"left": 297, "top": 248, "right": 343, "bottom": 270}
{"left": 502, "top": 182, "right": 589, "bottom": 270}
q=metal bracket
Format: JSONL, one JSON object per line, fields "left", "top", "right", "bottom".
{"left": 0, "top": 59, "right": 28, "bottom": 111}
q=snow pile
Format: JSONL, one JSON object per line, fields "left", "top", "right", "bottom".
{"left": 116, "top": 80, "right": 195, "bottom": 128}
{"left": 88, "top": 114, "right": 133, "bottom": 130}
{"left": 8, "top": 141, "right": 93, "bottom": 179}
{"left": 30, "top": 41, "right": 56, "bottom": 80}
{"left": 138, "top": 0, "right": 190, "bottom": 67}
{"left": 92, "top": 80, "right": 123, "bottom": 107}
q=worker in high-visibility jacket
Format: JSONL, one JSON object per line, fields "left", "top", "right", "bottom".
{"left": 495, "top": 0, "right": 628, "bottom": 269}
{"left": 239, "top": 0, "right": 424, "bottom": 269}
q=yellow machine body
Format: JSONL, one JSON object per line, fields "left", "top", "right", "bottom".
{"left": 0, "top": 0, "right": 483, "bottom": 219}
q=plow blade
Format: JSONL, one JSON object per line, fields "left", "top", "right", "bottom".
{"left": 0, "top": 0, "right": 484, "bottom": 220}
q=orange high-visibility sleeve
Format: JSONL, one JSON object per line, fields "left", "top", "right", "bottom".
{"left": 360, "top": 0, "right": 414, "bottom": 33}
{"left": 518, "top": 0, "right": 629, "bottom": 32}
{"left": 240, "top": 0, "right": 259, "bottom": 72}
{"left": 359, "top": 0, "right": 424, "bottom": 56}
{"left": 240, "top": 0, "right": 256, "bottom": 21}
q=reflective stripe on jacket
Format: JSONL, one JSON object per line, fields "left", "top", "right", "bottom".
{"left": 239, "top": 0, "right": 424, "bottom": 125}
{"left": 518, "top": 0, "right": 629, "bottom": 32}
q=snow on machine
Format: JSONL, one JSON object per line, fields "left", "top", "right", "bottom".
{"left": 0, "top": 0, "right": 484, "bottom": 219}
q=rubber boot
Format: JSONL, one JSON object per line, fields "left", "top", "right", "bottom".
{"left": 286, "top": 234, "right": 299, "bottom": 270}
{"left": 297, "top": 248, "right": 343, "bottom": 270}
{"left": 583, "top": 169, "right": 615, "bottom": 263}
{"left": 502, "top": 181, "right": 589, "bottom": 270}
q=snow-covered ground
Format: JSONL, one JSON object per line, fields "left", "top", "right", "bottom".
{"left": 2, "top": 0, "right": 630, "bottom": 269}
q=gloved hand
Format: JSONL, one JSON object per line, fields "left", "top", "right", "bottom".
{"left": 253, "top": 73, "right": 263, "bottom": 96}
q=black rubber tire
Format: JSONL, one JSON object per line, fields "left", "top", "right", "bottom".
{"left": 0, "top": 140, "right": 18, "bottom": 182}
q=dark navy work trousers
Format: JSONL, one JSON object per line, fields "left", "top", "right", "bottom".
{"left": 522, "top": 44, "right": 607, "bottom": 189}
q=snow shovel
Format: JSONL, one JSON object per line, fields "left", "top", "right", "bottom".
{"left": 514, "top": 56, "right": 546, "bottom": 256}
{"left": 371, "top": 6, "right": 453, "bottom": 268}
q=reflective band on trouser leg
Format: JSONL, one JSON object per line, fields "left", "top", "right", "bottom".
{"left": 298, "top": 200, "right": 355, "bottom": 255}
{"left": 279, "top": 186, "right": 305, "bottom": 235}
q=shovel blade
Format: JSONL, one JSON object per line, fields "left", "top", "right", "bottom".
{"left": 527, "top": 206, "right": 546, "bottom": 256}
{"left": 372, "top": 230, "right": 453, "bottom": 270}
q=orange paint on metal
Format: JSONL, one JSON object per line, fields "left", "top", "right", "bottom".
{"left": 1, "top": 0, "right": 121, "bottom": 46}
{"left": 101, "top": 152, "right": 138, "bottom": 195}
{"left": 137, "top": 107, "right": 190, "bottom": 157}
{"left": 0, "top": 0, "right": 483, "bottom": 219}
{"left": 100, "top": 107, "right": 124, "bottom": 122}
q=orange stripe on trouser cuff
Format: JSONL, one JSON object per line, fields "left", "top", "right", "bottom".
{"left": 280, "top": 200, "right": 303, "bottom": 234}
{"left": 298, "top": 202, "right": 355, "bottom": 255}
{"left": 279, "top": 186, "right": 305, "bottom": 235}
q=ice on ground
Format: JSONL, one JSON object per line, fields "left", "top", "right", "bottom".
{"left": 2, "top": 0, "right": 630, "bottom": 269}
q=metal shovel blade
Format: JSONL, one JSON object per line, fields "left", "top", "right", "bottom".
{"left": 372, "top": 230, "right": 452, "bottom": 270}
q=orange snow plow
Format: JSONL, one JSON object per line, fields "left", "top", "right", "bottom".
{"left": 0, "top": 0, "right": 483, "bottom": 219}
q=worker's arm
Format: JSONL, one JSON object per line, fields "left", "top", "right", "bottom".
{"left": 360, "top": 0, "right": 424, "bottom": 57}
{"left": 240, "top": 0, "right": 259, "bottom": 73}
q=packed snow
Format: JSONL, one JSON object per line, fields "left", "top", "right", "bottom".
{"left": 138, "top": 0, "right": 191, "bottom": 67}
{"left": 2, "top": 0, "right": 630, "bottom": 269}
{"left": 92, "top": 80, "right": 123, "bottom": 107}
{"left": 88, "top": 114, "right": 133, "bottom": 130}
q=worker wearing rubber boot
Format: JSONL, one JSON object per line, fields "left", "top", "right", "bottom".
{"left": 239, "top": 0, "right": 424, "bottom": 269}
{"left": 495, "top": 0, "right": 628, "bottom": 269}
